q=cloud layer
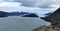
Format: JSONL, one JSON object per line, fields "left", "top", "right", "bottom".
{"left": 0, "top": 0, "right": 59, "bottom": 17}
{"left": 13, "top": 0, "right": 60, "bottom": 8}
{"left": 1, "top": 0, "right": 59, "bottom": 8}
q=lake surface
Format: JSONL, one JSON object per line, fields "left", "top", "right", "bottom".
{"left": 0, "top": 16, "right": 51, "bottom": 31}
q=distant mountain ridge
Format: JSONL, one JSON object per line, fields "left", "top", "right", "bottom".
{"left": 44, "top": 12, "right": 52, "bottom": 16}
{"left": 22, "top": 13, "right": 39, "bottom": 17}
{"left": 7, "top": 12, "right": 29, "bottom": 16}
{"left": 0, "top": 11, "right": 29, "bottom": 17}
{"left": 0, "top": 11, "right": 38, "bottom": 17}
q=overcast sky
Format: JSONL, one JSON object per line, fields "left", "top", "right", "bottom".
{"left": 0, "top": 0, "right": 60, "bottom": 17}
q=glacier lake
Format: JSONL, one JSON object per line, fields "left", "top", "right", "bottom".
{"left": 0, "top": 16, "right": 51, "bottom": 31}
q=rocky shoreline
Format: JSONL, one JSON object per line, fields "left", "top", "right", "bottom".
{"left": 32, "top": 25, "right": 60, "bottom": 31}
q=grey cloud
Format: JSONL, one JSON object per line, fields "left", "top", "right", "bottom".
{"left": 3, "top": 0, "right": 60, "bottom": 8}
{"left": 14, "top": 0, "right": 60, "bottom": 8}
{"left": 3, "top": 0, "right": 14, "bottom": 2}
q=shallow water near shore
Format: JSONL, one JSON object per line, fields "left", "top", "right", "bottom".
{"left": 0, "top": 16, "right": 51, "bottom": 31}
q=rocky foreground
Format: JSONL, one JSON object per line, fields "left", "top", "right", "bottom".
{"left": 32, "top": 25, "right": 60, "bottom": 31}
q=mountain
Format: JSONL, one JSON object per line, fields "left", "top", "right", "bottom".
{"left": 0, "top": 11, "right": 30, "bottom": 17}
{"left": 0, "top": 11, "right": 39, "bottom": 17}
{"left": 7, "top": 12, "right": 29, "bottom": 16}
{"left": 40, "top": 8, "right": 60, "bottom": 27}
